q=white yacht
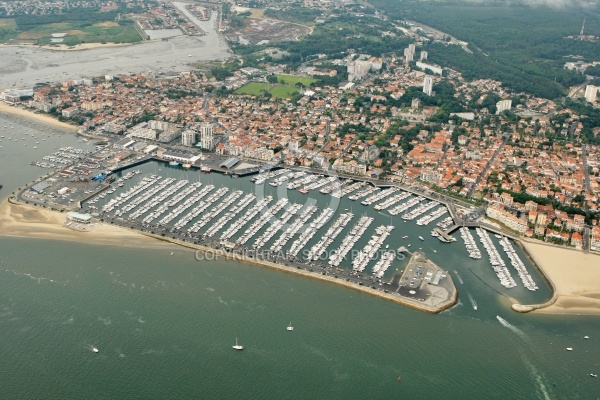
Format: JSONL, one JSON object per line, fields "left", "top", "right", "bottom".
{"left": 92, "top": 347, "right": 99, "bottom": 353}
{"left": 566, "top": 347, "right": 573, "bottom": 351}
{"left": 287, "top": 322, "right": 294, "bottom": 331}
{"left": 232, "top": 338, "right": 243, "bottom": 350}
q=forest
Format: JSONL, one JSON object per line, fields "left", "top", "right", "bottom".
{"left": 271, "top": 14, "right": 412, "bottom": 66}
{"left": 367, "top": 0, "right": 600, "bottom": 99}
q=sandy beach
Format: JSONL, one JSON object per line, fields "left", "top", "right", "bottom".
{"left": 0, "top": 102, "right": 77, "bottom": 131}
{"left": 519, "top": 240, "right": 600, "bottom": 315}
{"left": 0, "top": 199, "right": 174, "bottom": 249}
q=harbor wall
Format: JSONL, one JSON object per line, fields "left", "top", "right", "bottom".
{"left": 510, "top": 238, "right": 558, "bottom": 313}
{"left": 142, "top": 232, "right": 457, "bottom": 314}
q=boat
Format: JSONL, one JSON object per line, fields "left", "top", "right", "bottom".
{"left": 170, "top": 252, "right": 174, "bottom": 256}
{"left": 168, "top": 161, "right": 180, "bottom": 167}
{"left": 566, "top": 347, "right": 573, "bottom": 351}
{"left": 419, "top": 236, "right": 424, "bottom": 241}
{"left": 232, "top": 337, "right": 243, "bottom": 350}
{"left": 287, "top": 322, "right": 294, "bottom": 331}
{"left": 182, "top": 164, "right": 191, "bottom": 169}
{"left": 298, "top": 188, "right": 308, "bottom": 194}
{"left": 92, "top": 347, "right": 99, "bottom": 353}
{"left": 584, "top": 336, "right": 590, "bottom": 339}
{"left": 591, "top": 374, "right": 598, "bottom": 378}
{"left": 200, "top": 166, "right": 211, "bottom": 173}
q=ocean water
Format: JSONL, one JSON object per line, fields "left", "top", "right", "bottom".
{"left": 1, "top": 113, "right": 599, "bottom": 399}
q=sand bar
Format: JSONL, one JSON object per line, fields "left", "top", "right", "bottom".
{"left": 0, "top": 102, "right": 77, "bottom": 131}
{"left": 515, "top": 240, "right": 600, "bottom": 315}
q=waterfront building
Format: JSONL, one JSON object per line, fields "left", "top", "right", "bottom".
{"left": 486, "top": 203, "right": 527, "bottom": 233}
{"left": 332, "top": 158, "right": 367, "bottom": 175}
{"left": 200, "top": 122, "right": 215, "bottom": 150}
{"left": 66, "top": 211, "right": 93, "bottom": 224}
{"left": 423, "top": 76, "right": 433, "bottom": 96}
{"left": 181, "top": 129, "right": 197, "bottom": 147}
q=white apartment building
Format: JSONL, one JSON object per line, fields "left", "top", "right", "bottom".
{"left": 496, "top": 99, "right": 512, "bottom": 114}
{"left": 416, "top": 61, "right": 443, "bottom": 75}
{"left": 181, "top": 129, "right": 197, "bottom": 147}
{"left": 200, "top": 122, "right": 215, "bottom": 150}
{"left": 585, "top": 85, "right": 598, "bottom": 103}
{"left": 423, "top": 75, "right": 433, "bottom": 96}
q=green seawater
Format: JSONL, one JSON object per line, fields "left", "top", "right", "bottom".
{"left": 1, "top": 113, "right": 599, "bottom": 399}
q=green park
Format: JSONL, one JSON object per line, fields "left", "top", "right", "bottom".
{"left": 234, "top": 74, "right": 317, "bottom": 99}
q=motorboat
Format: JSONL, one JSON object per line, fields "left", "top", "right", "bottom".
{"left": 92, "top": 347, "right": 99, "bottom": 353}
{"left": 566, "top": 347, "right": 573, "bottom": 351}
{"left": 287, "top": 322, "right": 294, "bottom": 331}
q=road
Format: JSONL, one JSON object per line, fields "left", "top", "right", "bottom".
{"left": 467, "top": 135, "right": 506, "bottom": 197}
{"left": 582, "top": 144, "right": 592, "bottom": 193}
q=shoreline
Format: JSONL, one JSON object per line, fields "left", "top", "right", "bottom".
{"left": 1, "top": 41, "right": 134, "bottom": 52}
{"left": 0, "top": 102, "right": 77, "bottom": 131}
{"left": 0, "top": 198, "right": 455, "bottom": 313}
{"left": 513, "top": 239, "right": 600, "bottom": 315}
{"left": 0, "top": 199, "right": 176, "bottom": 250}
{"left": 2, "top": 194, "right": 599, "bottom": 314}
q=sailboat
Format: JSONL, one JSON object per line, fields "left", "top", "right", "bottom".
{"left": 287, "top": 322, "right": 294, "bottom": 331}
{"left": 232, "top": 337, "right": 243, "bottom": 350}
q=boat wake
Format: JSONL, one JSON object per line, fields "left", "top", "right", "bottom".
{"left": 468, "top": 293, "right": 477, "bottom": 310}
{"left": 454, "top": 270, "right": 464, "bottom": 285}
{"left": 523, "top": 357, "right": 552, "bottom": 400}
{"left": 496, "top": 315, "right": 528, "bottom": 342}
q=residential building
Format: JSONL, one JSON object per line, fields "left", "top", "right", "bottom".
{"left": 181, "top": 129, "right": 196, "bottom": 146}
{"left": 496, "top": 99, "right": 512, "bottom": 114}
{"left": 200, "top": 122, "right": 215, "bottom": 150}
{"left": 585, "top": 85, "right": 598, "bottom": 103}
{"left": 423, "top": 76, "right": 433, "bottom": 96}
{"left": 416, "top": 61, "right": 442, "bottom": 75}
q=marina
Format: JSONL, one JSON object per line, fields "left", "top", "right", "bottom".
{"left": 476, "top": 228, "right": 517, "bottom": 289}
{"left": 388, "top": 196, "right": 423, "bottom": 216}
{"left": 351, "top": 225, "right": 394, "bottom": 272}
{"left": 459, "top": 227, "right": 482, "bottom": 259}
{"left": 12, "top": 145, "right": 550, "bottom": 311}
{"left": 329, "top": 215, "right": 374, "bottom": 267}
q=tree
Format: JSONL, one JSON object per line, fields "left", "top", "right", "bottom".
{"left": 267, "top": 75, "right": 278, "bottom": 84}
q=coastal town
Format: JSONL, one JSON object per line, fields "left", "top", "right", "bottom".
{"left": 2, "top": 49, "right": 599, "bottom": 253}
{"left": 1, "top": 0, "right": 600, "bottom": 304}
{"left": 4, "top": 1, "right": 600, "bottom": 398}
